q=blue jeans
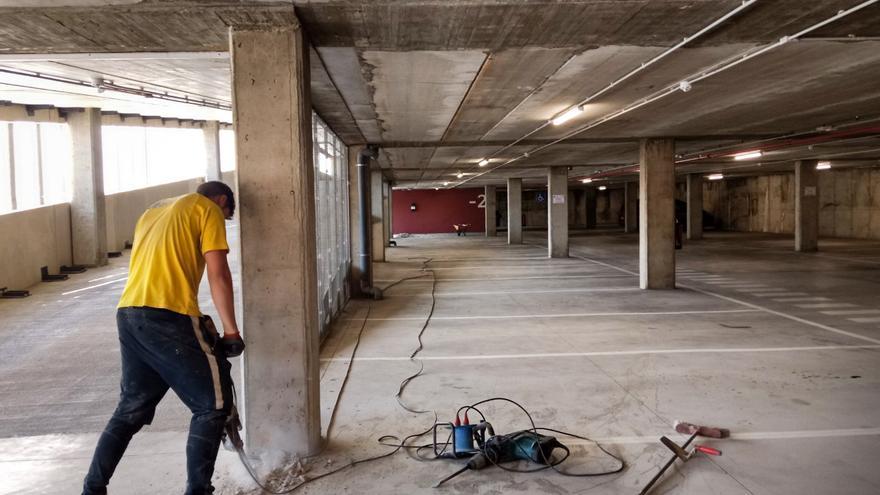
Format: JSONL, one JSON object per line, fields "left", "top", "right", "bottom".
{"left": 83, "top": 307, "right": 233, "bottom": 495}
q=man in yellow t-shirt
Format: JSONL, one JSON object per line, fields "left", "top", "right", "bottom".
{"left": 83, "top": 181, "right": 242, "bottom": 495}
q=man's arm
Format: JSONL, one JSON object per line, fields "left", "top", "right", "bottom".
{"left": 205, "top": 250, "right": 239, "bottom": 337}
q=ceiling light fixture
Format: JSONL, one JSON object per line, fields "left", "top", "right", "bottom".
{"left": 733, "top": 150, "right": 762, "bottom": 160}
{"left": 598, "top": 185, "right": 607, "bottom": 191}
{"left": 443, "top": 181, "right": 449, "bottom": 186}
{"left": 816, "top": 161, "right": 832, "bottom": 170}
{"left": 551, "top": 105, "right": 584, "bottom": 126}
{"left": 708, "top": 173, "right": 724, "bottom": 180}
{"left": 581, "top": 178, "right": 593, "bottom": 184}
{"left": 457, "top": 172, "right": 464, "bottom": 179}
{"left": 478, "top": 158, "right": 490, "bottom": 167}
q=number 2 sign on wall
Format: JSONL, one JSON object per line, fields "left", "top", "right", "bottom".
{"left": 477, "top": 194, "right": 486, "bottom": 208}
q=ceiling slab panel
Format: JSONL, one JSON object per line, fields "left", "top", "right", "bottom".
{"left": 441, "top": 47, "right": 579, "bottom": 141}
{"left": 362, "top": 50, "right": 487, "bottom": 142}
{"left": 316, "top": 47, "right": 382, "bottom": 142}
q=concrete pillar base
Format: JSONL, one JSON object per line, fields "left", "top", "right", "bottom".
{"left": 69, "top": 107, "right": 107, "bottom": 267}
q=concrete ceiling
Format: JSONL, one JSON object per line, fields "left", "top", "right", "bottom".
{"left": 0, "top": 1, "right": 879, "bottom": 188}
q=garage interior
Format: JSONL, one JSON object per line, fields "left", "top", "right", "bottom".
{"left": 1, "top": 1, "right": 880, "bottom": 494}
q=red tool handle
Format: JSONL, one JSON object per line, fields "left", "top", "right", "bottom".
{"left": 695, "top": 445, "right": 722, "bottom": 456}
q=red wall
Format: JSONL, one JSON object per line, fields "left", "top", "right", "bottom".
{"left": 393, "top": 188, "right": 486, "bottom": 234}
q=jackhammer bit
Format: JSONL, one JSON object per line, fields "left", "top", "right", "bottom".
{"left": 222, "top": 404, "right": 244, "bottom": 452}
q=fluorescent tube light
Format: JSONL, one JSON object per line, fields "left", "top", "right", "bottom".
{"left": 707, "top": 173, "right": 724, "bottom": 180}
{"left": 581, "top": 178, "right": 592, "bottom": 184}
{"left": 478, "top": 158, "right": 490, "bottom": 167}
{"left": 816, "top": 161, "right": 831, "bottom": 170}
{"left": 598, "top": 185, "right": 607, "bottom": 191}
{"left": 457, "top": 172, "right": 464, "bottom": 179}
{"left": 733, "top": 150, "right": 762, "bottom": 160}
{"left": 443, "top": 181, "right": 449, "bottom": 186}
{"left": 551, "top": 105, "right": 584, "bottom": 126}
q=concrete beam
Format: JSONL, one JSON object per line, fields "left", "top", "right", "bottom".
{"left": 203, "top": 120, "right": 222, "bottom": 181}
{"left": 795, "top": 160, "right": 819, "bottom": 252}
{"left": 69, "top": 108, "right": 107, "bottom": 267}
{"left": 484, "top": 185, "right": 497, "bottom": 237}
{"left": 371, "top": 169, "right": 385, "bottom": 261}
{"left": 548, "top": 167, "right": 568, "bottom": 258}
{"left": 231, "top": 23, "right": 321, "bottom": 459}
{"left": 686, "top": 173, "right": 703, "bottom": 240}
{"left": 624, "top": 181, "right": 638, "bottom": 233}
{"left": 639, "top": 138, "right": 675, "bottom": 289}
{"left": 507, "top": 178, "right": 522, "bottom": 244}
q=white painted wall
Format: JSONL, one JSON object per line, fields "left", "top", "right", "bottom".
{"left": 0, "top": 204, "right": 72, "bottom": 290}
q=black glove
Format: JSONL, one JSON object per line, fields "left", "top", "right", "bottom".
{"left": 222, "top": 333, "right": 246, "bottom": 357}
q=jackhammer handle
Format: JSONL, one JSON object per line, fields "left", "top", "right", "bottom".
{"left": 695, "top": 445, "right": 722, "bottom": 456}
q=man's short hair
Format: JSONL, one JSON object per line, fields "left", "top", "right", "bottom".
{"left": 197, "top": 181, "right": 235, "bottom": 217}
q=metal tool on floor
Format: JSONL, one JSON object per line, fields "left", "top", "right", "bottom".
{"left": 433, "top": 429, "right": 564, "bottom": 488}
{"left": 639, "top": 421, "right": 729, "bottom": 495}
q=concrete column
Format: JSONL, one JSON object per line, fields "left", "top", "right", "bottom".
{"left": 231, "top": 23, "right": 321, "bottom": 459}
{"left": 795, "top": 160, "right": 819, "bottom": 252}
{"left": 203, "top": 120, "right": 222, "bottom": 181}
{"left": 639, "top": 138, "right": 675, "bottom": 289}
{"left": 507, "top": 178, "right": 522, "bottom": 244}
{"left": 585, "top": 188, "right": 597, "bottom": 229}
{"left": 573, "top": 189, "right": 586, "bottom": 228}
{"left": 382, "top": 180, "right": 391, "bottom": 246}
{"left": 387, "top": 182, "right": 394, "bottom": 240}
{"left": 484, "top": 185, "right": 497, "bottom": 236}
{"left": 624, "top": 181, "right": 638, "bottom": 233}
{"left": 371, "top": 169, "right": 385, "bottom": 261}
{"left": 548, "top": 167, "right": 569, "bottom": 258}
{"left": 347, "top": 146, "right": 366, "bottom": 297}
{"left": 69, "top": 108, "right": 107, "bottom": 267}
{"left": 686, "top": 174, "right": 703, "bottom": 240}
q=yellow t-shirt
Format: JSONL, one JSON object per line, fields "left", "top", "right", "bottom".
{"left": 118, "top": 193, "right": 229, "bottom": 317}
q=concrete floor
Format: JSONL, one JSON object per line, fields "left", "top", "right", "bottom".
{"left": 2, "top": 229, "right": 879, "bottom": 494}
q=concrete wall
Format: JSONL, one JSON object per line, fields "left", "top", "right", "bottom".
{"left": 702, "top": 168, "right": 880, "bottom": 240}
{"left": 0, "top": 204, "right": 72, "bottom": 290}
{"left": 596, "top": 189, "right": 624, "bottom": 226}
{"left": 104, "top": 172, "right": 235, "bottom": 252}
{"left": 104, "top": 178, "right": 205, "bottom": 252}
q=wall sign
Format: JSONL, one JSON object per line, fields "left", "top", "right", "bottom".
{"left": 552, "top": 194, "right": 565, "bottom": 204}
{"left": 477, "top": 194, "right": 486, "bottom": 208}
{"left": 536, "top": 193, "right": 545, "bottom": 203}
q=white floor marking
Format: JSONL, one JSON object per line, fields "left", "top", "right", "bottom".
{"left": 373, "top": 274, "right": 630, "bottom": 283}
{"left": 565, "top": 427, "right": 880, "bottom": 446}
{"left": 358, "top": 309, "right": 759, "bottom": 322}
{"left": 569, "top": 252, "right": 880, "bottom": 346}
{"left": 746, "top": 288, "right": 790, "bottom": 292}
{"left": 848, "top": 316, "right": 880, "bottom": 323}
{"left": 772, "top": 297, "right": 831, "bottom": 302}
{"left": 822, "top": 309, "right": 880, "bottom": 316}
{"left": 744, "top": 292, "right": 807, "bottom": 297}
{"left": 795, "top": 303, "right": 857, "bottom": 309}
{"left": 321, "top": 344, "right": 880, "bottom": 362}
{"left": 61, "top": 277, "right": 129, "bottom": 296}
{"left": 387, "top": 287, "right": 641, "bottom": 298}
{"left": 718, "top": 284, "right": 766, "bottom": 288}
